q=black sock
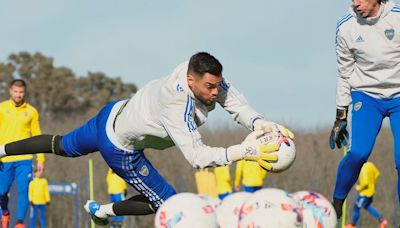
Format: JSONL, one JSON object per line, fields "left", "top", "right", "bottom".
{"left": 5, "top": 135, "right": 67, "bottom": 156}
{"left": 332, "top": 198, "right": 345, "bottom": 219}
{"left": 113, "top": 195, "right": 155, "bottom": 215}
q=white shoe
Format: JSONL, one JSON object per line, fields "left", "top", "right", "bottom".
{"left": 84, "top": 200, "right": 109, "bottom": 226}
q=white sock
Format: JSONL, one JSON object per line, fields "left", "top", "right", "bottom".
{"left": 96, "top": 203, "right": 116, "bottom": 218}
{"left": 0, "top": 145, "right": 6, "bottom": 158}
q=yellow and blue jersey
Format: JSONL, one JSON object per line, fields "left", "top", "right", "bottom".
{"left": 214, "top": 166, "right": 232, "bottom": 194}
{"left": 0, "top": 99, "right": 44, "bottom": 163}
{"left": 356, "top": 162, "right": 380, "bottom": 197}
{"left": 29, "top": 177, "right": 50, "bottom": 205}
{"left": 106, "top": 169, "right": 127, "bottom": 194}
{"left": 235, "top": 160, "right": 267, "bottom": 187}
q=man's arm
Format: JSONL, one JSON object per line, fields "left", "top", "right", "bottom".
{"left": 160, "top": 93, "right": 279, "bottom": 169}
{"left": 44, "top": 179, "right": 50, "bottom": 204}
{"left": 329, "top": 26, "right": 354, "bottom": 150}
{"left": 335, "top": 28, "right": 354, "bottom": 109}
{"left": 28, "top": 180, "right": 34, "bottom": 204}
{"left": 160, "top": 93, "right": 229, "bottom": 168}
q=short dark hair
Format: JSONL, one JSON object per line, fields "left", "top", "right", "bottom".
{"left": 9, "top": 79, "right": 26, "bottom": 88}
{"left": 188, "top": 52, "right": 223, "bottom": 77}
{"left": 378, "top": 0, "right": 388, "bottom": 3}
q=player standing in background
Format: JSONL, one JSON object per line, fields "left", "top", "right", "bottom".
{"left": 106, "top": 169, "right": 127, "bottom": 228}
{"left": 0, "top": 79, "right": 44, "bottom": 228}
{"left": 29, "top": 169, "right": 50, "bottom": 228}
{"left": 234, "top": 160, "right": 267, "bottom": 193}
{"left": 214, "top": 166, "right": 232, "bottom": 200}
{"left": 329, "top": 0, "right": 400, "bottom": 220}
{"left": 0, "top": 52, "right": 293, "bottom": 225}
{"left": 345, "top": 162, "right": 387, "bottom": 228}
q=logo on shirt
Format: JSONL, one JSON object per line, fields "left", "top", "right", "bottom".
{"left": 355, "top": 35, "right": 364, "bottom": 43}
{"left": 176, "top": 84, "right": 184, "bottom": 92}
{"left": 385, "top": 29, "right": 395, "bottom": 40}
{"left": 139, "top": 165, "right": 149, "bottom": 176}
{"left": 354, "top": 102, "right": 362, "bottom": 111}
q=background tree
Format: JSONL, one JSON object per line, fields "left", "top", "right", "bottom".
{"left": 0, "top": 51, "right": 137, "bottom": 119}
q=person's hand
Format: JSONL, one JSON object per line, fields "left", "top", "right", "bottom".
{"left": 227, "top": 130, "right": 279, "bottom": 171}
{"left": 36, "top": 162, "right": 45, "bottom": 175}
{"left": 329, "top": 108, "right": 349, "bottom": 150}
{"left": 253, "top": 119, "right": 294, "bottom": 139}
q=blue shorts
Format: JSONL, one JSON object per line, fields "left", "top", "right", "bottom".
{"left": 61, "top": 101, "right": 176, "bottom": 209}
{"left": 218, "top": 192, "right": 230, "bottom": 200}
{"left": 355, "top": 194, "right": 373, "bottom": 209}
{"left": 243, "top": 185, "right": 262, "bottom": 193}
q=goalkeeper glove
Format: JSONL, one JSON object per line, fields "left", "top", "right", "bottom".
{"left": 329, "top": 108, "right": 349, "bottom": 150}
{"left": 227, "top": 130, "right": 279, "bottom": 171}
{"left": 253, "top": 119, "right": 295, "bottom": 139}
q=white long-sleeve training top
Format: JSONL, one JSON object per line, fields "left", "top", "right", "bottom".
{"left": 336, "top": 0, "right": 400, "bottom": 108}
{"left": 105, "top": 61, "right": 263, "bottom": 168}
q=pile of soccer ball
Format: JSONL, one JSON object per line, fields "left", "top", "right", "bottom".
{"left": 154, "top": 188, "right": 337, "bottom": 228}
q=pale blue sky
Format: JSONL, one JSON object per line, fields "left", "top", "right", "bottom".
{"left": 0, "top": 0, "right": 356, "bottom": 130}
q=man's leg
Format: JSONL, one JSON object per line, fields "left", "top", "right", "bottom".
{"left": 14, "top": 160, "right": 33, "bottom": 224}
{"left": 333, "top": 92, "right": 384, "bottom": 217}
{"left": 0, "top": 162, "right": 13, "bottom": 228}
{"left": 29, "top": 205, "right": 37, "bottom": 228}
{"left": 95, "top": 149, "right": 176, "bottom": 215}
{"left": 0, "top": 162, "right": 14, "bottom": 213}
{"left": 365, "top": 205, "right": 382, "bottom": 220}
{"left": 84, "top": 148, "right": 176, "bottom": 222}
{"left": 0, "top": 107, "right": 106, "bottom": 159}
{"left": 351, "top": 202, "right": 361, "bottom": 226}
{"left": 389, "top": 100, "right": 400, "bottom": 204}
{"left": 38, "top": 205, "right": 46, "bottom": 228}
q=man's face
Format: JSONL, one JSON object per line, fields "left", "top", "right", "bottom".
{"left": 9, "top": 85, "right": 25, "bottom": 105}
{"left": 352, "top": 0, "right": 380, "bottom": 17}
{"left": 187, "top": 73, "right": 221, "bottom": 106}
{"left": 35, "top": 170, "right": 42, "bottom": 178}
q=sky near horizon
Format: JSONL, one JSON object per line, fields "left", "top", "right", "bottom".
{"left": 0, "top": 0, "right": 360, "bottom": 130}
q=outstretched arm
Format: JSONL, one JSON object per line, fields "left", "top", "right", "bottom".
{"left": 161, "top": 93, "right": 279, "bottom": 169}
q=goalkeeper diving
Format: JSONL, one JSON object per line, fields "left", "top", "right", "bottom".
{"left": 0, "top": 52, "right": 293, "bottom": 225}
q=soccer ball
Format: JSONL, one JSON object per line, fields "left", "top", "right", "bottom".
{"left": 198, "top": 194, "right": 221, "bottom": 211}
{"left": 154, "top": 192, "right": 218, "bottom": 228}
{"left": 269, "top": 134, "right": 296, "bottom": 173}
{"left": 291, "top": 191, "right": 337, "bottom": 228}
{"left": 239, "top": 188, "right": 302, "bottom": 227}
{"left": 216, "top": 192, "right": 252, "bottom": 228}
{"left": 240, "top": 207, "right": 303, "bottom": 228}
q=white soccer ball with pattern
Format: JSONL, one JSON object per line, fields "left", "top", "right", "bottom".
{"left": 239, "top": 188, "right": 302, "bottom": 227}
{"left": 269, "top": 134, "right": 296, "bottom": 173}
{"left": 154, "top": 193, "right": 218, "bottom": 228}
{"left": 240, "top": 207, "right": 303, "bottom": 228}
{"left": 216, "top": 192, "right": 252, "bottom": 228}
{"left": 291, "top": 191, "right": 337, "bottom": 228}
{"left": 198, "top": 194, "right": 221, "bottom": 211}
